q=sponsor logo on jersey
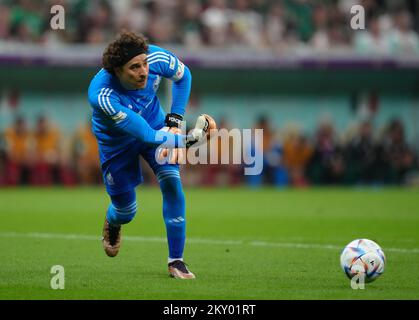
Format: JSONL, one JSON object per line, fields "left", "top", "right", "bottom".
{"left": 111, "top": 111, "right": 127, "bottom": 123}
{"left": 106, "top": 172, "right": 114, "bottom": 185}
{"left": 169, "top": 56, "right": 176, "bottom": 70}
{"left": 172, "top": 61, "right": 185, "bottom": 81}
{"left": 153, "top": 76, "right": 161, "bottom": 91}
{"left": 153, "top": 75, "right": 161, "bottom": 91}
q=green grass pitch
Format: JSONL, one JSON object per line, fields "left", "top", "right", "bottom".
{"left": 0, "top": 187, "right": 418, "bottom": 299}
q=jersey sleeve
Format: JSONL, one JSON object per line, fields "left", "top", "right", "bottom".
{"left": 147, "top": 45, "right": 186, "bottom": 82}
{"left": 89, "top": 87, "right": 185, "bottom": 147}
{"left": 147, "top": 45, "right": 192, "bottom": 116}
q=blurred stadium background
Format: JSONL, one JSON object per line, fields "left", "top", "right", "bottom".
{"left": 1, "top": 0, "right": 419, "bottom": 190}
{"left": 0, "top": 0, "right": 419, "bottom": 188}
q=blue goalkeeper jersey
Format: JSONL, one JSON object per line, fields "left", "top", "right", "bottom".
{"left": 88, "top": 45, "right": 190, "bottom": 164}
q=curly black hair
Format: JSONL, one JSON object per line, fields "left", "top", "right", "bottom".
{"left": 102, "top": 31, "right": 149, "bottom": 75}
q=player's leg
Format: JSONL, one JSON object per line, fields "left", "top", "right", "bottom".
{"left": 157, "top": 168, "right": 195, "bottom": 279}
{"left": 142, "top": 146, "right": 195, "bottom": 279}
{"left": 102, "top": 189, "right": 137, "bottom": 257}
{"left": 157, "top": 168, "right": 186, "bottom": 259}
{"left": 100, "top": 143, "right": 143, "bottom": 257}
{"left": 106, "top": 189, "right": 137, "bottom": 225}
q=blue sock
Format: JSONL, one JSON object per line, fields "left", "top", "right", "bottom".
{"left": 106, "top": 189, "right": 137, "bottom": 225}
{"left": 158, "top": 170, "right": 185, "bottom": 260}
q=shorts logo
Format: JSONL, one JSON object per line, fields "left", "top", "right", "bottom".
{"left": 111, "top": 111, "right": 127, "bottom": 123}
{"left": 169, "top": 56, "right": 176, "bottom": 70}
{"left": 106, "top": 172, "right": 114, "bottom": 185}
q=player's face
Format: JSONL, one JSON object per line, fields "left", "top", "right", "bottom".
{"left": 116, "top": 54, "right": 149, "bottom": 90}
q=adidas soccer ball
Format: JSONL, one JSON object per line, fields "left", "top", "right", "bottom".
{"left": 340, "top": 239, "right": 386, "bottom": 283}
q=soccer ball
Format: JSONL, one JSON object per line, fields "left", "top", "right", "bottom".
{"left": 340, "top": 239, "right": 386, "bottom": 283}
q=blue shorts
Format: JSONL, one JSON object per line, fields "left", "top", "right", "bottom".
{"left": 101, "top": 141, "right": 179, "bottom": 196}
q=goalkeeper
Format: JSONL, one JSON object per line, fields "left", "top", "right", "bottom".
{"left": 87, "top": 31, "right": 215, "bottom": 279}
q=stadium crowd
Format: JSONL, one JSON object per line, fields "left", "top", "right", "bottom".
{"left": 0, "top": 0, "right": 418, "bottom": 55}
{"left": 0, "top": 112, "right": 417, "bottom": 188}
{"left": 247, "top": 115, "right": 418, "bottom": 188}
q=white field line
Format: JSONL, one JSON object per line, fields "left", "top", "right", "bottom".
{"left": 1, "top": 231, "right": 419, "bottom": 254}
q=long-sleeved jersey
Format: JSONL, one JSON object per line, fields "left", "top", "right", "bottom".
{"left": 87, "top": 44, "right": 191, "bottom": 164}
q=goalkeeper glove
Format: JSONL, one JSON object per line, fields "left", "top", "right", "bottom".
{"left": 164, "top": 113, "right": 184, "bottom": 164}
{"left": 185, "top": 114, "right": 217, "bottom": 147}
{"left": 165, "top": 113, "right": 183, "bottom": 128}
{"left": 159, "top": 114, "right": 217, "bottom": 164}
